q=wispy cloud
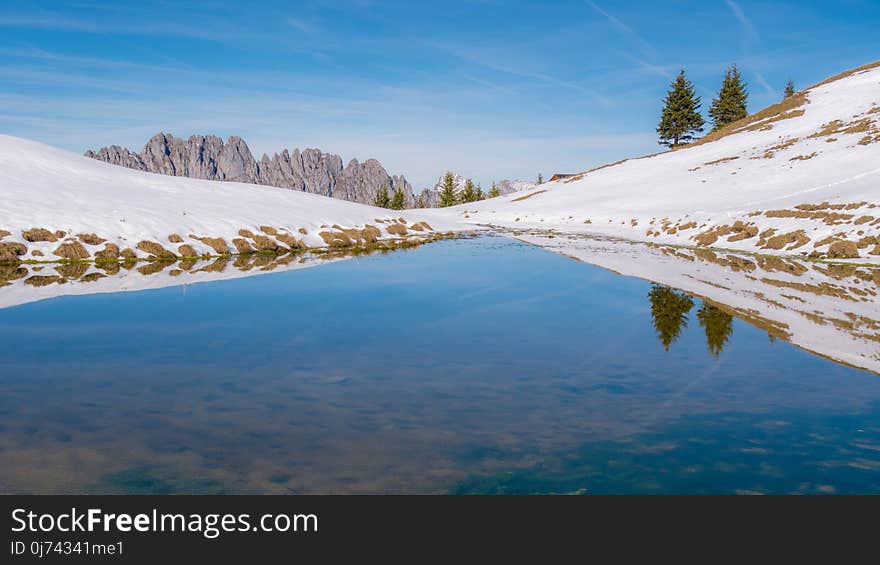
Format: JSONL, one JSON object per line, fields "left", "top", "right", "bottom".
{"left": 584, "top": 0, "right": 655, "bottom": 56}
{"left": 286, "top": 17, "right": 314, "bottom": 34}
{"left": 724, "top": 0, "right": 759, "bottom": 44}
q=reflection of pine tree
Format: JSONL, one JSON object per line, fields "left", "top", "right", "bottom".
{"left": 648, "top": 284, "right": 695, "bottom": 351}
{"left": 697, "top": 303, "right": 733, "bottom": 358}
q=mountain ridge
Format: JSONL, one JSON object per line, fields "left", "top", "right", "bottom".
{"left": 85, "top": 132, "right": 416, "bottom": 208}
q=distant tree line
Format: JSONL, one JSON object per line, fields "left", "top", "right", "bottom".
{"left": 657, "top": 65, "right": 797, "bottom": 148}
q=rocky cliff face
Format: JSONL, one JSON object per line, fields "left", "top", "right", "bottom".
{"left": 86, "top": 132, "right": 415, "bottom": 207}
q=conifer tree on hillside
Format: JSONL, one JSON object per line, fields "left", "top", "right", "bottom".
{"left": 784, "top": 79, "right": 796, "bottom": 99}
{"left": 390, "top": 187, "right": 406, "bottom": 210}
{"left": 709, "top": 64, "right": 749, "bottom": 131}
{"left": 461, "top": 179, "right": 476, "bottom": 203}
{"left": 697, "top": 303, "right": 734, "bottom": 358}
{"left": 657, "top": 70, "right": 705, "bottom": 148}
{"left": 372, "top": 185, "right": 391, "bottom": 208}
{"left": 537, "top": 172, "right": 544, "bottom": 184}
{"left": 488, "top": 182, "right": 500, "bottom": 198}
{"left": 438, "top": 172, "right": 458, "bottom": 208}
{"left": 474, "top": 183, "right": 484, "bottom": 201}
{"left": 648, "top": 284, "right": 695, "bottom": 351}
{"left": 415, "top": 192, "right": 427, "bottom": 208}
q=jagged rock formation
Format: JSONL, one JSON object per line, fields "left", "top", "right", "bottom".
{"left": 86, "top": 132, "right": 415, "bottom": 207}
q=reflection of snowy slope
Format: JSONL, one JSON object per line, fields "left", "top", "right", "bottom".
{"left": 518, "top": 232, "right": 880, "bottom": 375}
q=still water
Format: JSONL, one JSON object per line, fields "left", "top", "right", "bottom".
{"left": 1, "top": 237, "right": 879, "bottom": 494}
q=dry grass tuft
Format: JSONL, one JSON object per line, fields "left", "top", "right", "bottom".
{"left": 259, "top": 225, "right": 279, "bottom": 236}
{"left": 704, "top": 156, "right": 740, "bottom": 166}
{"left": 136, "top": 240, "right": 176, "bottom": 259}
{"left": 177, "top": 244, "right": 198, "bottom": 257}
{"left": 25, "top": 275, "right": 64, "bottom": 287}
{"left": 386, "top": 223, "right": 408, "bottom": 236}
{"left": 298, "top": 228, "right": 308, "bottom": 235}
{"left": 77, "top": 233, "right": 106, "bottom": 245}
{"left": 232, "top": 238, "right": 254, "bottom": 253}
{"left": 168, "top": 233, "right": 184, "bottom": 243}
{"left": 0, "top": 229, "right": 11, "bottom": 240}
{"left": 274, "top": 232, "right": 304, "bottom": 249}
{"left": 789, "top": 152, "right": 818, "bottom": 161}
{"left": 94, "top": 243, "right": 120, "bottom": 262}
{"left": 190, "top": 235, "right": 230, "bottom": 254}
{"left": 827, "top": 240, "right": 860, "bottom": 259}
{"left": 22, "top": 227, "right": 58, "bottom": 242}
{"left": 0, "top": 241, "right": 28, "bottom": 263}
{"left": 53, "top": 241, "right": 90, "bottom": 260}
{"left": 511, "top": 189, "right": 548, "bottom": 202}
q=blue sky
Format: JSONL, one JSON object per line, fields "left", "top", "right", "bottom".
{"left": 1, "top": 0, "right": 877, "bottom": 188}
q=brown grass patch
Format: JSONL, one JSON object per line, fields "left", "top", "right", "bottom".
{"left": 386, "top": 223, "right": 408, "bottom": 236}
{"left": 763, "top": 230, "right": 810, "bottom": 250}
{"left": 259, "top": 225, "right": 279, "bottom": 236}
{"left": 136, "top": 240, "right": 176, "bottom": 259}
{"left": 693, "top": 225, "right": 733, "bottom": 246}
{"left": 275, "top": 232, "right": 304, "bottom": 249}
{"left": 319, "top": 231, "right": 352, "bottom": 248}
{"left": 808, "top": 61, "right": 880, "bottom": 89}
{"left": 238, "top": 229, "right": 256, "bottom": 239}
{"left": 854, "top": 215, "right": 875, "bottom": 225}
{"left": 298, "top": 227, "right": 308, "bottom": 235}
{"left": 177, "top": 244, "right": 198, "bottom": 257}
{"left": 77, "top": 233, "right": 106, "bottom": 245}
{"left": 703, "top": 156, "right": 740, "bottom": 166}
{"left": 827, "top": 240, "right": 859, "bottom": 259}
{"left": 0, "top": 242, "right": 28, "bottom": 263}
{"left": 232, "top": 238, "right": 254, "bottom": 253}
{"left": 31, "top": 250, "right": 44, "bottom": 257}
{"left": 94, "top": 243, "right": 120, "bottom": 262}
{"left": 167, "top": 233, "right": 184, "bottom": 243}
{"left": 0, "top": 229, "right": 10, "bottom": 240}
{"left": 789, "top": 152, "right": 818, "bottom": 161}
{"left": 511, "top": 189, "right": 548, "bottom": 202}
{"left": 53, "top": 241, "right": 90, "bottom": 260}
{"left": 22, "top": 227, "right": 58, "bottom": 242}
{"left": 362, "top": 225, "right": 382, "bottom": 243}
{"left": 250, "top": 234, "right": 282, "bottom": 252}
{"left": 190, "top": 235, "right": 230, "bottom": 254}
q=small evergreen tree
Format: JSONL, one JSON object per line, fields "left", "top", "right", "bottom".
{"left": 474, "top": 183, "right": 484, "bottom": 201}
{"left": 460, "top": 179, "right": 476, "bottom": 203}
{"left": 648, "top": 284, "right": 695, "bottom": 351}
{"left": 657, "top": 70, "right": 705, "bottom": 148}
{"left": 784, "top": 79, "right": 795, "bottom": 99}
{"left": 709, "top": 64, "right": 749, "bottom": 131}
{"left": 537, "top": 172, "right": 544, "bottom": 184}
{"left": 390, "top": 187, "right": 406, "bottom": 210}
{"left": 697, "top": 303, "right": 733, "bottom": 358}
{"left": 372, "top": 185, "right": 391, "bottom": 208}
{"left": 438, "top": 172, "right": 458, "bottom": 208}
{"left": 416, "top": 192, "right": 427, "bottom": 208}
{"left": 488, "top": 182, "right": 500, "bottom": 198}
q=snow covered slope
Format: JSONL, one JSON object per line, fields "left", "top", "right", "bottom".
{"left": 0, "top": 135, "right": 460, "bottom": 263}
{"left": 445, "top": 62, "right": 880, "bottom": 262}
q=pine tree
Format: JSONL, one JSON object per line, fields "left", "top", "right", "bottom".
{"left": 438, "top": 172, "right": 458, "bottom": 208}
{"left": 697, "top": 303, "right": 733, "bottom": 358}
{"left": 537, "top": 172, "right": 544, "bottom": 184}
{"left": 474, "top": 183, "right": 484, "bottom": 201}
{"left": 461, "top": 179, "right": 476, "bottom": 203}
{"left": 390, "top": 187, "right": 406, "bottom": 210}
{"left": 488, "top": 182, "right": 500, "bottom": 198}
{"left": 416, "top": 192, "right": 427, "bottom": 208}
{"left": 648, "top": 284, "right": 695, "bottom": 351}
{"left": 709, "top": 64, "right": 749, "bottom": 131}
{"left": 657, "top": 70, "right": 705, "bottom": 148}
{"left": 372, "top": 185, "right": 391, "bottom": 208}
{"left": 784, "top": 79, "right": 795, "bottom": 99}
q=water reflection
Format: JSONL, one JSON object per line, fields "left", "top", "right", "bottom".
{"left": 2, "top": 236, "right": 880, "bottom": 494}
